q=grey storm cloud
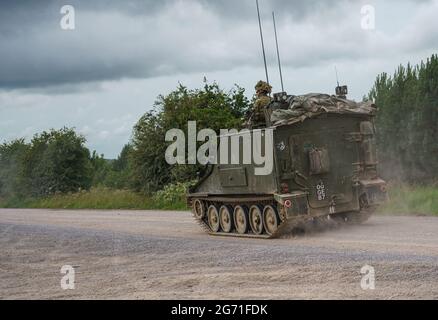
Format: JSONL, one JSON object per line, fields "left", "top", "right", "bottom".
{"left": 0, "top": 0, "right": 352, "bottom": 89}
{"left": 0, "top": 0, "right": 436, "bottom": 89}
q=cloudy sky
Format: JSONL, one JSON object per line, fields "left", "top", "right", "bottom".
{"left": 1, "top": 0, "right": 437, "bottom": 158}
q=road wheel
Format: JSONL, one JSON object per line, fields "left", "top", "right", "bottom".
{"left": 193, "top": 199, "right": 205, "bottom": 220}
{"left": 249, "top": 205, "right": 264, "bottom": 235}
{"left": 263, "top": 205, "right": 280, "bottom": 236}
{"left": 207, "top": 205, "right": 221, "bottom": 233}
{"left": 219, "top": 205, "right": 234, "bottom": 233}
{"left": 234, "top": 205, "right": 249, "bottom": 235}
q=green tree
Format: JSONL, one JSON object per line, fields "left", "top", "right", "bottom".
{"left": 21, "top": 128, "right": 93, "bottom": 196}
{"left": 0, "top": 139, "right": 30, "bottom": 197}
{"left": 130, "top": 82, "right": 251, "bottom": 193}
{"left": 369, "top": 54, "right": 438, "bottom": 182}
{"left": 113, "top": 144, "right": 132, "bottom": 172}
{"left": 103, "top": 144, "right": 133, "bottom": 189}
{"left": 90, "top": 151, "right": 111, "bottom": 187}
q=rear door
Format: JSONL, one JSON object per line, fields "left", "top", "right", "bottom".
{"left": 289, "top": 120, "right": 359, "bottom": 209}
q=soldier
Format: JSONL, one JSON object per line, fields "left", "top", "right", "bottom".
{"left": 250, "top": 80, "right": 272, "bottom": 128}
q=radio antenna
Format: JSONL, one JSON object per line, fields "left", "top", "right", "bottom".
{"left": 335, "top": 66, "right": 340, "bottom": 87}
{"left": 272, "top": 11, "right": 284, "bottom": 92}
{"left": 256, "top": 0, "right": 269, "bottom": 85}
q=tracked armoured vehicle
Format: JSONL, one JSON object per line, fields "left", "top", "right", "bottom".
{"left": 187, "top": 90, "right": 388, "bottom": 239}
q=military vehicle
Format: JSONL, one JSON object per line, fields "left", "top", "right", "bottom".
{"left": 187, "top": 90, "right": 388, "bottom": 239}
{"left": 188, "top": 2, "right": 387, "bottom": 239}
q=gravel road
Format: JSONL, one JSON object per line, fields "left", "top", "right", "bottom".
{"left": 0, "top": 209, "right": 437, "bottom": 300}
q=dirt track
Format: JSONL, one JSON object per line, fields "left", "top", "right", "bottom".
{"left": 0, "top": 209, "right": 437, "bottom": 300}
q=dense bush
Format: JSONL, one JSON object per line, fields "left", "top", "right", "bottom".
{"left": 152, "top": 181, "right": 195, "bottom": 207}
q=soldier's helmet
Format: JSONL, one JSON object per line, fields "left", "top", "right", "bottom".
{"left": 255, "top": 80, "right": 272, "bottom": 95}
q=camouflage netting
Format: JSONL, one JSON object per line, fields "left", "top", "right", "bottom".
{"left": 255, "top": 80, "right": 272, "bottom": 94}
{"left": 271, "top": 93, "right": 377, "bottom": 126}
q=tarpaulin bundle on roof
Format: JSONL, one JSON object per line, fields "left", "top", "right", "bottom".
{"left": 271, "top": 93, "right": 377, "bottom": 126}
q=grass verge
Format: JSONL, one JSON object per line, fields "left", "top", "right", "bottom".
{"left": 0, "top": 188, "right": 188, "bottom": 211}
{"left": 1, "top": 184, "right": 437, "bottom": 216}
{"left": 377, "top": 184, "right": 438, "bottom": 216}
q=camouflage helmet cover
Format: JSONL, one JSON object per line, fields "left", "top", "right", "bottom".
{"left": 255, "top": 80, "right": 272, "bottom": 94}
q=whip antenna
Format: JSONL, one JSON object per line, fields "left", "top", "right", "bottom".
{"left": 272, "top": 11, "right": 284, "bottom": 92}
{"left": 256, "top": 0, "right": 269, "bottom": 84}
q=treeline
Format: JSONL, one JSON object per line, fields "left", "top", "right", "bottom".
{"left": 368, "top": 54, "right": 438, "bottom": 183}
{"left": 0, "top": 128, "right": 91, "bottom": 198}
{"left": 0, "top": 83, "right": 251, "bottom": 199}
{"left": 0, "top": 128, "right": 132, "bottom": 198}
